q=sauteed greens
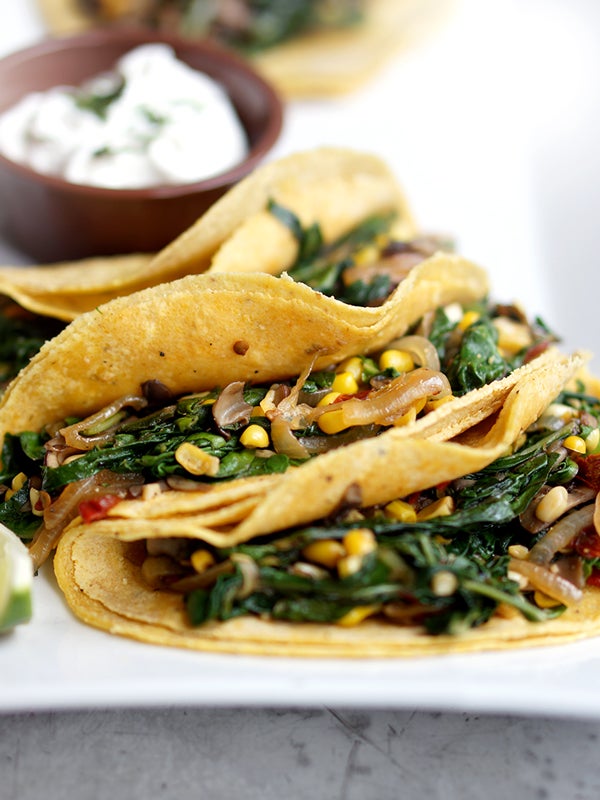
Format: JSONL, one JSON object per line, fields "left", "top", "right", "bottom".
{"left": 0, "top": 304, "right": 63, "bottom": 396}
{"left": 177, "top": 386, "right": 600, "bottom": 635}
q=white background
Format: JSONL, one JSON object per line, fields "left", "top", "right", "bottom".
{"left": 2, "top": 2, "right": 600, "bottom": 799}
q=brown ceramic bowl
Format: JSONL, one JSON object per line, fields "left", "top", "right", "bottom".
{"left": 0, "top": 28, "right": 283, "bottom": 263}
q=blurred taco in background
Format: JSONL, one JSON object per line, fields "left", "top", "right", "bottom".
{"left": 37, "top": 0, "right": 455, "bottom": 97}
{"left": 0, "top": 147, "right": 418, "bottom": 321}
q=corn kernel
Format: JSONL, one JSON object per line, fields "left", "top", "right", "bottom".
{"left": 378, "top": 349, "right": 414, "bottom": 373}
{"left": 534, "top": 590, "right": 562, "bottom": 608}
{"left": 337, "top": 554, "right": 364, "bottom": 579}
{"left": 563, "top": 435, "right": 586, "bottom": 454}
{"left": 392, "top": 406, "right": 418, "bottom": 427}
{"left": 317, "top": 391, "right": 341, "bottom": 407}
{"left": 494, "top": 603, "right": 521, "bottom": 619}
{"left": 393, "top": 397, "right": 427, "bottom": 427}
{"left": 11, "top": 472, "right": 27, "bottom": 492}
{"left": 586, "top": 427, "right": 600, "bottom": 453}
{"left": 337, "top": 356, "right": 363, "bottom": 382}
{"left": 336, "top": 604, "right": 380, "bottom": 627}
{"left": 240, "top": 424, "right": 270, "bottom": 449}
{"left": 417, "top": 496, "right": 455, "bottom": 521}
{"left": 343, "top": 528, "right": 376, "bottom": 557}
{"left": 385, "top": 500, "right": 417, "bottom": 523}
{"left": 318, "top": 407, "right": 348, "bottom": 434}
{"left": 331, "top": 371, "right": 359, "bottom": 395}
{"left": 458, "top": 310, "right": 480, "bottom": 331}
{"left": 302, "top": 539, "right": 345, "bottom": 569}
{"left": 353, "top": 244, "right": 378, "bottom": 265}
{"left": 175, "top": 442, "right": 220, "bottom": 476}
{"left": 534, "top": 485, "right": 569, "bottom": 524}
{"left": 29, "top": 487, "right": 44, "bottom": 517}
{"left": 507, "top": 544, "right": 529, "bottom": 560}
{"left": 424, "top": 395, "right": 454, "bottom": 413}
{"left": 492, "top": 317, "right": 533, "bottom": 354}
{"left": 191, "top": 549, "right": 216, "bottom": 573}
{"left": 431, "top": 570, "right": 459, "bottom": 597}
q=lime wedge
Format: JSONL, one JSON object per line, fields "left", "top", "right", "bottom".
{"left": 0, "top": 522, "right": 33, "bottom": 633}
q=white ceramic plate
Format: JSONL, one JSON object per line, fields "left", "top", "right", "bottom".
{"left": 2, "top": 0, "right": 600, "bottom": 718}
{"left": 3, "top": 564, "right": 600, "bottom": 718}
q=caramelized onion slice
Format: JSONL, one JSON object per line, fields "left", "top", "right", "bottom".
{"left": 269, "top": 415, "right": 311, "bottom": 459}
{"left": 212, "top": 381, "right": 252, "bottom": 428}
{"left": 528, "top": 503, "right": 595, "bottom": 566}
{"left": 316, "top": 368, "right": 450, "bottom": 428}
{"left": 60, "top": 394, "right": 148, "bottom": 449}
{"left": 28, "top": 470, "right": 142, "bottom": 569}
{"left": 594, "top": 492, "right": 600, "bottom": 536}
{"left": 520, "top": 485, "right": 596, "bottom": 534}
{"left": 508, "top": 558, "right": 583, "bottom": 606}
{"left": 384, "top": 335, "right": 441, "bottom": 371}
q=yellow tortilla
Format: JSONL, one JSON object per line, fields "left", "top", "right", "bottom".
{"left": 52, "top": 348, "right": 594, "bottom": 656}
{"left": 0, "top": 147, "right": 416, "bottom": 321}
{"left": 61, "top": 348, "right": 586, "bottom": 549}
{"left": 37, "top": 0, "right": 456, "bottom": 98}
{"left": 0, "top": 255, "right": 488, "bottom": 444}
{"left": 54, "top": 529, "right": 600, "bottom": 657}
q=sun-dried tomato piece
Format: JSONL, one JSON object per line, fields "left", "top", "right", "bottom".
{"left": 574, "top": 527, "right": 600, "bottom": 559}
{"left": 573, "top": 453, "right": 600, "bottom": 492}
{"left": 79, "top": 494, "right": 121, "bottom": 523}
{"left": 586, "top": 568, "right": 600, "bottom": 588}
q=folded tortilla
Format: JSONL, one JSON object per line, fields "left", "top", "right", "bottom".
{"left": 55, "top": 530, "right": 600, "bottom": 658}
{"left": 0, "top": 254, "right": 487, "bottom": 443}
{"left": 63, "top": 348, "right": 584, "bottom": 547}
{"left": 53, "top": 346, "right": 596, "bottom": 657}
{"left": 0, "top": 147, "right": 416, "bottom": 321}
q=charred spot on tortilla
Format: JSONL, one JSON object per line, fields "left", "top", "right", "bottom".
{"left": 141, "top": 379, "right": 174, "bottom": 406}
{"left": 336, "top": 481, "right": 363, "bottom": 513}
{"left": 233, "top": 340, "right": 250, "bottom": 356}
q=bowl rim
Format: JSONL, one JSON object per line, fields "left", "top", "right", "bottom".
{"left": 0, "top": 27, "right": 284, "bottom": 199}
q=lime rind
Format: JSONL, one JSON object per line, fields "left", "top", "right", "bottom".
{"left": 0, "top": 523, "right": 33, "bottom": 633}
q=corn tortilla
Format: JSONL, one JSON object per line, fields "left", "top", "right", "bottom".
{"left": 0, "top": 256, "right": 488, "bottom": 444}
{"left": 0, "top": 148, "right": 415, "bottom": 321}
{"left": 62, "top": 349, "right": 585, "bottom": 549}
{"left": 50, "top": 345, "right": 592, "bottom": 656}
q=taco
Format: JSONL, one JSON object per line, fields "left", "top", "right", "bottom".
{"left": 1, "top": 248, "right": 584, "bottom": 658}
{"left": 0, "top": 147, "right": 417, "bottom": 321}
{"left": 36, "top": 0, "right": 455, "bottom": 97}
{"left": 54, "top": 360, "right": 600, "bottom": 658}
{"left": 51, "top": 336, "right": 598, "bottom": 657}
{"left": 0, "top": 254, "right": 494, "bottom": 559}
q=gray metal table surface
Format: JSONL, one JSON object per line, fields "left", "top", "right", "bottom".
{"left": 2, "top": 707, "right": 600, "bottom": 800}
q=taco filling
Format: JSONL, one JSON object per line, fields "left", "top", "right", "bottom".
{"left": 0, "top": 301, "right": 63, "bottom": 396}
{"left": 37, "top": 1, "right": 451, "bottom": 97}
{"left": 152, "top": 384, "right": 600, "bottom": 635}
{"left": 77, "top": 0, "right": 364, "bottom": 53}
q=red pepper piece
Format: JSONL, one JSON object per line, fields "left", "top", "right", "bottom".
{"left": 79, "top": 494, "right": 121, "bottom": 523}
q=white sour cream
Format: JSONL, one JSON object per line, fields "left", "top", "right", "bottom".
{"left": 0, "top": 44, "right": 248, "bottom": 189}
